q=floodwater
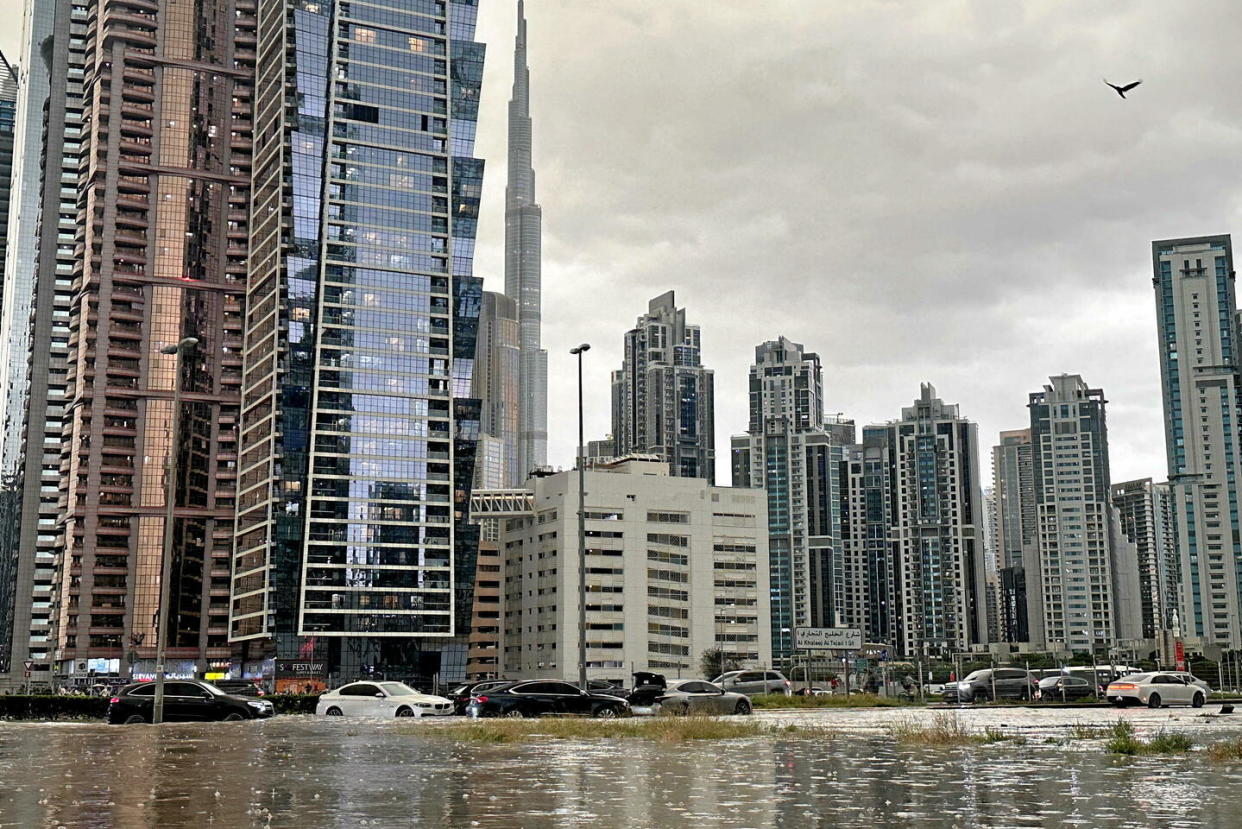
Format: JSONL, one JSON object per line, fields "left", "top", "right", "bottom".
{"left": 3, "top": 706, "right": 1242, "bottom": 828}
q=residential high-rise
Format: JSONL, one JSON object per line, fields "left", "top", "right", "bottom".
{"left": 506, "top": 0, "right": 546, "bottom": 480}
{"left": 479, "top": 457, "right": 771, "bottom": 680}
{"left": 0, "top": 52, "right": 18, "bottom": 304}
{"left": 46, "top": 0, "right": 256, "bottom": 686}
{"left": 731, "top": 337, "right": 848, "bottom": 663}
{"left": 841, "top": 429, "right": 896, "bottom": 645}
{"left": 231, "top": 0, "right": 486, "bottom": 686}
{"left": 1153, "top": 235, "right": 1242, "bottom": 649}
{"left": 1112, "top": 478, "right": 1180, "bottom": 640}
{"left": 1028, "top": 375, "right": 1142, "bottom": 651}
{"left": 871, "top": 384, "right": 987, "bottom": 658}
{"left": 0, "top": 1, "right": 89, "bottom": 690}
{"left": 472, "top": 291, "right": 520, "bottom": 488}
{"left": 991, "top": 428, "right": 1037, "bottom": 642}
{"left": 614, "top": 291, "right": 716, "bottom": 481}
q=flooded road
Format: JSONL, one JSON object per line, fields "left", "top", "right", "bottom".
{"left": 2, "top": 707, "right": 1241, "bottom": 828}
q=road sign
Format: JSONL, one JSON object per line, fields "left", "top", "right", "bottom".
{"left": 23, "top": 661, "right": 32, "bottom": 671}
{"left": 794, "top": 627, "right": 863, "bottom": 651}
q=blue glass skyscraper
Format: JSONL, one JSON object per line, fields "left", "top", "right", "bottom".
{"left": 233, "top": 0, "right": 485, "bottom": 686}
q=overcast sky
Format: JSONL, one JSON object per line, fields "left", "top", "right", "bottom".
{"left": 4, "top": 2, "right": 1240, "bottom": 488}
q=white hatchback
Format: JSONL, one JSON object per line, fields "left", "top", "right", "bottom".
{"left": 316, "top": 681, "right": 454, "bottom": 718}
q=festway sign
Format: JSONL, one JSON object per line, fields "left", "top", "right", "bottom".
{"left": 794, "top": 627, "right": 863, "bottom": 651}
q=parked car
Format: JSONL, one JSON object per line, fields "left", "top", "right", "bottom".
{"left": 1169, "top": 671, "right": 1213, "bottom": 695}
{"left": 943, "top": 668, "right": 1038, "bottom": 703}
{"left": 445, "top": 680, "right": 512, "bottom": 716}
{"left": 1106, "top": 673, "right": 1208, "bottom": 708}
{"left": 712, "top": 670, "right": 792, "bottom": 697}
{"left": 212, "top": 679, "right": 266, "bottom": 698}
{"left": 1037, "top": 674, "right": 1096, "bottom": 701}
{"left": 465, "top": 680, "right": 631, "bottom": 718}
{"left": 647, "top": 680, "right": 753, "bottom": 716}
{"left": 315, "top": 681, "right": 453, "bottom": 718}
{"left": 626, "top": 672, "right": 669, "bottom": 713}
{"left": 108, "top": 680, "right": 274, "bottom": 724}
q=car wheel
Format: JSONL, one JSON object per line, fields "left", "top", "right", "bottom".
{"left": 325, "top": 707, "right": 343, "bottom": 717}
{"left": 593, "top": 706, "right": 620, "bottom": 719}
{"left": 1147, "top": 693, "right": 1162, "bottom": 709}
{"left": 123, "top": 713, "right": 147, "bottom": 725}
{"left": 1193, "top": 692, "right": 1206, "bottom": 709}
{"left": 734, "top": 699, "right": 752, "bottom": 715}
{"left": 395, "top": 707, "right": 415, "bottom": 718}
{"left": 223, "top": 712, "right": 245, "bottom": 722}
{"left": 502, "top": 709, "right": 525, "bottom": 719}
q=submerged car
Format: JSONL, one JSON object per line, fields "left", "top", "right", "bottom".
{"left": 643, "top": 679, "right": 752, "bottom": 716}
{"left": 466, "top": 680, "right": 630, "bottom": 718}
{"left": 108, "top": 680, "right": 274, "bottom": 724}
{"left": 1106, "top": 673, "right": 1207, "bottom": 708}
{"left": 316, "top": 681, "right": 453, "bottom": 718}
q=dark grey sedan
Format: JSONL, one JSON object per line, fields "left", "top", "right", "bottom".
{"left": 1037, "top": 674, "right": 1096, "bottom": 701}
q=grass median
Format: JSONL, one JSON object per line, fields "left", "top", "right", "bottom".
{"left": 750, "top": 692, "right": 914, "bottom": 709}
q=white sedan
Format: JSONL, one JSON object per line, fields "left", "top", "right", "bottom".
{"left": 1106, "top": 672, "right": 1208, "bottom": 709}
{"left": 316, "top": 681, "right": 454, "bottom": 718}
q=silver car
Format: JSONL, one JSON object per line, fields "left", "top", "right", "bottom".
{"left": 712, "top": 670, "right": 792, "bottom": 696}
{"left": 654, "top": 680, "right": 753, "bottom": 715}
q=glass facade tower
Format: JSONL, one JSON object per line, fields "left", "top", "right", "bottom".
{"left": 233, "top": 0, "right": 485, "bottom": 685}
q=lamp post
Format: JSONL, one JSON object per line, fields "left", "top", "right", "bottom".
{"left": 570, "top": 343, "right": 590, "bottom": 690}
{"left": 152, "top": 336, "right": 198, "bottom": 725}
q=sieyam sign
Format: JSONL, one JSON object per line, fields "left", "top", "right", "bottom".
{"left": 793, "top": 627, "right": 863, "bottom": 651}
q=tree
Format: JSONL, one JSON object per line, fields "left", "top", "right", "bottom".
{"left": 700, "top": 647, "right": 740, "bottom": 680}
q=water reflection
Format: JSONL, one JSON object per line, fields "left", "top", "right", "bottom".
{"left": 2, "top": 712, "right": 1242, "bottom": 828}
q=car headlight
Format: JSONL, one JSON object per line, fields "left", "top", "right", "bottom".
{"left": 247, "top": 701, "right": 270, "bottom": 710}
{"left": 958, "top": 682, "right": 970, "bottom": 690}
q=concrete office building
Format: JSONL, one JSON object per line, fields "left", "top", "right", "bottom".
{"left": 992, "top": 428, "right": 1037, "bottom": 643}
{"left": 872, "top": 384, "right": 987, "bottom": 658}
{"left": 731, "top": 337, "right": 851, "bottom": 663}
{"left": 1153, "top": 235, "right": 1242, "bottom": 649}
{"left": 487, "top": 458, "right": 771, "bottom": 681}
{"left": 613, "top": 291, "right": 716, "bottom": 482}
{"left": 0, "top": 1, "right": 89, "bottom": 689}
{"left": 1028, "top": 375, "right": 1142, "bottom": 651}
{"left": 506, "top": 0, "right": 547, "bottom": 480}
{"left": 1112, "top": 478, "right": 1180, "bottom": 641}
{"left": 231, "top": 0, "right": 486, "bottom": 687}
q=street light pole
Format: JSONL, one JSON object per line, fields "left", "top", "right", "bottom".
{"left": 152, "top": 337, "right": 198, "bottom": 725}
{"left": 570, "top": 343, "right": 590, "bottom": 690}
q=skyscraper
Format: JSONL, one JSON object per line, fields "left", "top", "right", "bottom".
{"left": 613, "top": 291, "right": 716, "bottom": 481}
{"left": 731, "top": 337, "right": 848, "bottom": 662}
{"left": 1112, "top": 478, "right": 1180, "bottom": 641}
{"left": 841, "top": 428, "right": 896, "bottom": 645}
{"left": 991, "top": 428, "right": 1037, "bottom": 642}
{"left": 231, "top": 0, "right": 486, "bottom": 686}
{"left": 0, "top": 1, "right": 89, "bottom": 690}
{"left": 0, "top": 52, "right": 18, "bottom": 304}
{"left": 472, "top": 291, "right": 520, "bottom": 488}
{"left": 47, "top": 0, "right": 255, "bottom": 685}
{"left": 1028, "top": 375, "right": 1142, "bottom": 651}
{"left": 1152, "top": 235, "right": 1242, "bottom": 648}
{"left": 506, "top": 0, "right": 546, "bottom": 479}
{"left": 872, "top": 384, "right": 987, "bottom": 657}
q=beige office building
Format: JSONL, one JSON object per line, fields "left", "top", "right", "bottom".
{"left": 489, "top": 458, "right": 771, "bottom": 682}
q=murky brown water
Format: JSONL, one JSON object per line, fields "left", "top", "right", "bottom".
{"left": 2, "top": 707, "right": 1241, "bottom": 828}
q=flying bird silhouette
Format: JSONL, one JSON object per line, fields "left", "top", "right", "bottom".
{"left": 1104, "top": 78, "right": 1142, "bottom": 99}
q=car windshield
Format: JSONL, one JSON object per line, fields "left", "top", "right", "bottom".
{"left": 1116, "top": 674, "right": 1151, "bottom": 683}
{"left": 198, "top": 681, "right": 225, "bottom": 696}
{"left": 447, "top": 685, "right": 468, "bottom": 696}
{"left": 963, "top": 671, "right": 987, "bottom": 682}
{"left": 381, "top": 683, "right": 418, "bottom": 696}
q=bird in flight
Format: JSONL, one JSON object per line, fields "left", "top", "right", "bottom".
{"left": 1104, "top": 79, "right": 1142, "bottom": 99}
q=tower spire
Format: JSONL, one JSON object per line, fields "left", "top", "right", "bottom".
{"left": 506, "top": 0, "right": 547, "bottom": 478}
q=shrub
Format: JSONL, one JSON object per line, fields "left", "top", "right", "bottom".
{"left": 268, "top": 694, "right": 320, "bottom": 715}
{"left": 0, "top": 695, "right": 108, "bottom": 721}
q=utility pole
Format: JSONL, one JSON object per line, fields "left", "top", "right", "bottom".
{"left": 570, "top": 344, "right": 590, "bottom": 690}
{"left": 152, "top": 337, "right": 198, "bottom": 725}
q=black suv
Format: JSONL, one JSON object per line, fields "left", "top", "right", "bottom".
{"left": 466, "top": 680, "right": 631, "bottom": 718}
{"left": 108, "top": 680, "right": 275, "bottom": 724}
